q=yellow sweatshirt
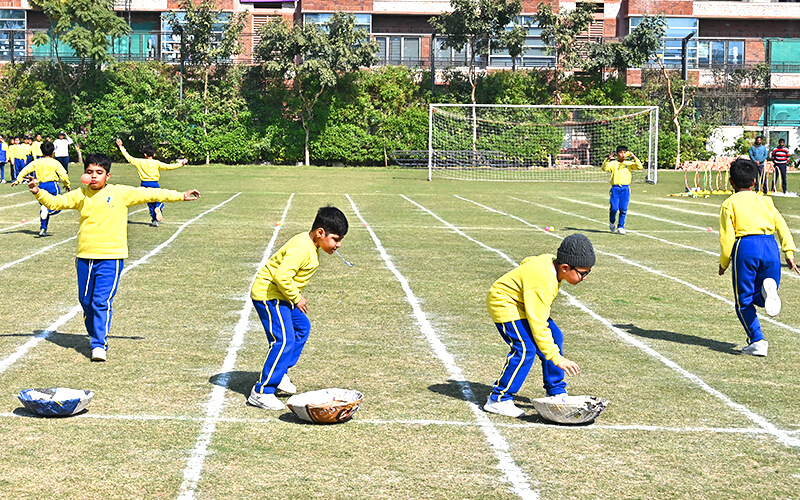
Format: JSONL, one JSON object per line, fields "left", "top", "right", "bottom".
{"left": 487, "top": 254, "right": 564, "bottom": 365}
{"left": 719, "top": 190, "right": 795, "bottom": 269}
{"left": 119, "top": 146, "right": 183, "bottom": 182}
{"left": 35, "top": 184, "right": 184, "bottom": 259}
{"left": 601, "top": 155, "right": 643, "bottom": 185}
{"left": 32, "top": 141, "right": 43, "bottom": 158}
{"left": 15, "top": 157, "right": 70, "bottom": 188}
{"left": 19, "top": 143, "right": 32, "bottom": 159}
{"left": 250, "top": 232, "right": 320, "bottom": 304}
{"left": 7, "top": 144, "right": 20, "bottom": 162}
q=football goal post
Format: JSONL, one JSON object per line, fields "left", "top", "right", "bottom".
{"left": 428, "top": 104, "right": 659, "bottom": 183}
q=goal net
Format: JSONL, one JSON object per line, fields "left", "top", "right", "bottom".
{"left": 428, "top": 104, "right": 659, "bottom": 183}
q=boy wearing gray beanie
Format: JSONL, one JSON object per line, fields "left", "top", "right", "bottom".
{"left": 484, "top": 233, "right": 595, "bottom": 418}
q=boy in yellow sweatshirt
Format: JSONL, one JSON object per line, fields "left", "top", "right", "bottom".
{"left": 484, "top": 234, "right": 595, "bottom": 418}
{"left": 116, "top": 138, "right": 187, "bottom": 227}
{"left": 247, "top": 206, "right": 349, "bottom": 410}
{"left": 719, "top": 158, "right": 799, "bottom": 357}
{"left": 602, "top": 145, "right": 643, "bottom": 235}
{"left": 22, "top": 153, "right": 200, "bottom": 361}
{"left": 11, "top": 141, "right": 71, "bottom": 236}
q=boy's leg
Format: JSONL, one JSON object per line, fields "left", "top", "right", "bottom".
{"left": 38, "top": 182, "right": 61, "bottom": 231}
{"left": 0, "top": 161, "right": 4, "bottom": 182}
{"left": 56, "top": 156, "right": 69, "bottom": 174}
{"left": 779, "top": 164, "right": 788, "bottom": 193}
{"left": 76, "top": 259, "right": 124, "bottom": 351}
{"left": 252, "top": 299, "right": 299, "bottom": 394}
{"left": 534, "top": 318, "right": 567, "bottom": 396}
{"left": 731, "top": 237, "right": 779, "bottom": 345}
{"left": 140, "top": 181, "right": 161, "bottom": 222}
{"left": 608, "top": 187, "right": 620, "bottom": 227}
{"left": 285, "top": 306, "right": 311, "bottom": 369}
{"left": 490, "top": 319, "right": 536, "bottom": 402}
{"left": 617, "top": 185, "right": 631, "bottom": 229}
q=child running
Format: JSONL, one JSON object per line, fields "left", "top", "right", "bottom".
{"left": 116, "top": 138, "right": 188, "bottom": 227}
{"left": 484, "top": 233, "right": 595, "bottom": 417}
{"left": 21, "top": 153, "right": 200, "bottom": 361}
{"left": 719, "top": 158, "right": 799, "bottom": 357}
{"left": 247, "top": 206, "right": 348, "bottom": 410}
{"left": 602, "top": 145, "right": 643, "bottom": 235}
{"left": 11, "top": 141, "right": 71, "bottom": 236}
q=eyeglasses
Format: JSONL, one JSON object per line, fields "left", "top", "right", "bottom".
{"left": 571, "top": 266, "right": 591, "bottom": 279}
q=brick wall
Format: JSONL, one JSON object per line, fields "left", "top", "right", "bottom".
{"left": 700, "top": 19, "right": 800, "bottom": 39}
{"left": 302, "top": 0, "right": 371, "bottom": 12}
{"left": 372, "top": 14, "right": 432, "bottom": 34}
{"left": 628, "top": 0, "right": 692, "bottom": 16}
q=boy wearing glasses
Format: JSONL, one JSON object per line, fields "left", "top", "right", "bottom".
{"left": 484, "top": 234, "right": 596, "bottom": 418}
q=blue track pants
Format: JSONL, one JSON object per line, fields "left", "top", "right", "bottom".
{"left": 490, "top": 318, "right": 566, "bottom": 401}
{"left": 252, "top": 299, "right": 311, "bottom": 394}
{"left": 38, "top": 181, "right": 62, "bottom": 230}
{"left": 140, "top": 180, "right": 164, "bottom": 222}
{"left": 731, "top": 234, "right": 780, "bottom": 344}
{"left": 77, "top": 258, "right": 124, "bottom": 351}
{"left": 609, "top": 184, "right": 631, "bottom": 229}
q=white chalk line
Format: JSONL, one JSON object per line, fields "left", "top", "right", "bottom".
{"left": 176, "top": 194, "right": 293, "bottom": 500}
{"left": 350, "top": 194, "right": 539, "bottom": 500}
{"left": 0, "top": 200, "right": 37, "bottom": 212}
{"left": 0, "top": 190, "right": 26, "bottom": 199}
{"left": 563, "top": 197, "right": 715, "bottom": 233}
{"left": 0, "top": 208, "right": 148, "bottom": 273}
{"left": 0, "top": 195, "right": 241, "bottom": 376}
{"left": 450, "top": 195, "right": 800, "bottom": 448}
{"left": 3, "top": 411, "right": 794, "bottom": 437}
{"left": 554, "top": 196, "right": 800, "bottom": 284}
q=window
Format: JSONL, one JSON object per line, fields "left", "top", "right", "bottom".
{"left": 160, "top": 11, "right": 233, "bottom": 63}
{"left": 629, "top": 17, "right": 698, "bottom": 68}
{"left": 0, "top": 10, "right": 26, "bottom": 61}
{"left": 303, "top": 13, "right": 371, "bottom": 33}
{"left": 488, "top": 17, "right": 555, "bottom": 68}
{"left": 375, "top": 36, "right": 420, "bottom": 66}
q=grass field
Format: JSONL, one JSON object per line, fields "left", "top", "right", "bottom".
{"left": 1, "top": 165, "right": 799, "bottom": 499}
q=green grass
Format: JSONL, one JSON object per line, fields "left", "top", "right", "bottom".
{"left": 0, "top": 165, "right": 799, "bottom": 499}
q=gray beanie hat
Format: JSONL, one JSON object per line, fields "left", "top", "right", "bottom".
{"left": 557, "top": 234, "right": 596, "bottom": 268}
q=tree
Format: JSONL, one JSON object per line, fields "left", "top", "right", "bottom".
{"left": 534, "top": 2, "right": 595, "bottom": 103}
{"left": 165, "top": 0, "right": 246, "bottom": 164}
{"left": 585, "top": 15, "right": 666, "bottom": 78}
{"left": 429, "top": 0, "right": 522, "bottom": 105}
{"left": 253, "top": 13, "right": 378, "bottom": 166}
{"left": 502, "top": 22, "right": 529, "bottom": 72}
{"left": 29, "top": 0, "right": 130, "bottom": 96}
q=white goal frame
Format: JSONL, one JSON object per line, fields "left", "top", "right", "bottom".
{"left": 428, "top": 104, "right": 659, "bottom": 183}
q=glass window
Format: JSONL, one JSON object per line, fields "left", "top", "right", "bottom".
{"left": 728, "top": 41, "right": 744, "bottom": 65}
{"left": 0, "top": 9, "right": 25, "bottom": 60}
{"left": 303, "top": 13, "right": 371, "bottom": 33}
{"left": 629, "top": 17, "right": 698, "bottom": 68}
{"left": 487, "top": 18, "right": 555, "bottom": 68}
{"left": 160, "top": 11, "right": 233, "bottom": 63}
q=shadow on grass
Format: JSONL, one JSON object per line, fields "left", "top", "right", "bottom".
{"left": 209, "top": 370, "right": 259, "bottom": 397}
{"left": 563, "top": 226, "right": 609, "bottom": 234}
{"left": 11, "top": 407, "right": 89, "bottom": 418}
{"left": 127, "top": 220, "right": 154, "bottom": 226}
{"left": 615, "top": 323, "right": 739, "bottom": 355}
{"left": 0, "top": 330, "right": 146, "bottom": 360}
{"left": 0, "top": 229, "right": 39, "bottom": 236}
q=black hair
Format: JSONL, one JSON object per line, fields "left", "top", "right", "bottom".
{"left": 142, "top": 144, "right": 156, "bottom": 158}
{"left": 84, "top": 153, "right": 112, "bottom": 174}
{"left": 729, "top": 158, "right": 758, "bottom": 189}
{"left": 778, "top": 138, "right": 786, "bottom": 144}
{"left": 40, "top": 141, "right": 55, "bottom": 156}
{"left": 312, "top": 206, "right": 348, "bottom": 236}
{"left": 616, "top": 145, "right": 628, "bottom": 153}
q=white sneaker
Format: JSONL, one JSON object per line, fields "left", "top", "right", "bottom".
{"left": 247, "top": 387, "right": 285, "bottom": 410}
{"left": 616, "top": 227, "right": 626, "bottom": 235}
{"left": 484, "top": 397, "right": 525, "bottom": 417}
{"left": 761, "top": 278, "right": 781, "bottom": 317}
{"left": 154, "top": 206, "right": 163, "bottom": 222}
{"left": 609, "top": 223, "right": 616, "bottom": 232}
{"left": 741, "top": 339, "right": 769, "bottom": 357}
{"left": 91, "top": 347, "right": 107, "bottom": 362}
{"left": 277, "top": 374, "right": 297, "bottom": 394}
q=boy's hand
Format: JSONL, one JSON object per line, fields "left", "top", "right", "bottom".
{"left": 556, "top": 358, "right": 580, "bottom": 376}
{"left": 10, "top": 180, "right": 18, "bottom": 187}
{"left": 115, "top": 138, "right": 123, "bottom": 148}
{"left": 719, "top": 264, "right": 726, "bottom": 276}
{"left": 787, "top": 258, "right": 800, "bottom": 275}
{"left": 25, "top": 176, "right": 39, "bottom": 194}
{"left": 295, "top": 295, "right": 308, "bottom": 314}
{"left": 183, "top": 189, "right": 200, "bottom": 201}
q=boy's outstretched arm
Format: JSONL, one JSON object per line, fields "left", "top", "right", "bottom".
{"left": 24, "top": 175, "right": 39, "bottom": 194}
{"left": 557, "top": 358, "right": 580, "bottom": 376}
{"left": 184, "top": 189, "right": 200, "bottom": 201}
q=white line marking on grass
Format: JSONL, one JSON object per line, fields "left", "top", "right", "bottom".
{"left": 631, "top": 199, "right": 718, "bottom": 217}
{"left": 0, "top": 411, "right": 782, "bottom": 436}
{"left": 0, "top": 219, "right": 37, "bottom": 233}
{"left": 562, "top": 197, "right": 714, "bottom": 232}
{"left": 547, "top": 196, "right": 800, "bottom": 287}
{"left": 450, "top": 196, "right": 800, "bottom": 448}
{"left": 350, "top": 194, "right": 539, "bottom": 500}
{"left": 0, "top": 196, "right": 241, "bottom": 376}
{"left": 0, "top": 200, "right": 37, "bottom": 211}
{"left": 0, "top": 208, "right": 148, "bottom": 273}
{"left": 177, "top": 194, "right": 293, "bottom": 500}
{"left": 0, "top": 191, "right": 25, "bottom": 199}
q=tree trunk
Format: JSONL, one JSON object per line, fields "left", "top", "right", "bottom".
{"left": 203, "top": 70, "right": 210, "bottom": 165}
{"left": 674, "top": 117, "right": 682, "bottom": 170}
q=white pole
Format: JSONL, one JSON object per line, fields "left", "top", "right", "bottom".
{"left": 428, "top": 104, "right": 434, "bottom": 181}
